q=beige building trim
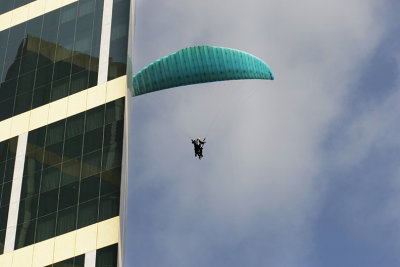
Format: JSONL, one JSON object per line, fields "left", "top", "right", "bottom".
{"left": 0, "top": 76, "right": 127, "bottom": 143}
{"left": 0, "top": 216, "right": 120, "bottom": 267}
{"left": 0, "top": 0, "right": 79, "bottom": 32}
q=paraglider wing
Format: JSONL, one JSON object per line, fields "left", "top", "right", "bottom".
{"left": 132, "top": 46, "right": 274, "bottom": 96}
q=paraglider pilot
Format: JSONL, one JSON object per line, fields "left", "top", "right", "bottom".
{"left": 191, "top": 138, "right": 206, "bottom": 159}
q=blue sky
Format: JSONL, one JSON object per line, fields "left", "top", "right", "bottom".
{"left": 126, "top": 0, "right": 400, "bottom": 266}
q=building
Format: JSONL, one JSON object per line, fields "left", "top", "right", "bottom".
{"left": 0, "top": 0, "right": 135, "bottom": 266}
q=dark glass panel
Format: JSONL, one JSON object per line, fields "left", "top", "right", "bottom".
{"left": 74, "top": 34, "right": 92, "bottom": 55}
{"left": 77, "top": 198, "right": 98, "bottom": 228}
{"left": 66, "top": 113, "right": 85, "bottom": 139}
{"left": 51, "top": 77, "right": 70, "bottom": 101}
{"left": 8, "top": 23, "right": 26, "bottom": 45}
{"left": 63, "top": 135, "right": 83, "bottom": 159}
{"left": 79, "top": 175, "right": 100, "bottom": 203}
{"left": 35, "top": 212, "right": 56, "bottom": 242}
{"left": 40, "top": 165, "right": 61, "bottom": 193}
{"left": 20, "top": 53, "right": 38, "bottom": 75}
{"left": 99, "top": 192, "right": 119, "bottom": 221}
{"left": 0, "top": 97, "right": 14, "bottom": 121}
{"left": 20, "top": 171, "right": 41, "bottom": 199}
{"left": 102, "top": 144, "right": 122, "bottom": 172}
{"left": 35, "top": 64, "right": 54, "bottom": 88}
{"left": 1, "top": 182, "right": 12, "bottom": 206}
{"left": 14, "top": 220, "right": 35, "bottom": 249}
{"left": 53, "top": 60, "right": 71, "bottom": 81}
{"left": 32, "top": 84, "right": 51, "bottom": 108}
{"left": 7, "top": 138, "right": 17, "bottom": 159}
{"left": 6, "top": 39, "right": 25, "bottom": 62}
{"left": 42, "top": 10, "right": 60, "bottom": 38}
{"left": 61, "top": 158, "right": 81, "bottom": 186}
{"left": 86, "top": 105, "right": 104, "bottom": 131}
{"left": 0, "top": 205, "right": 8, "bottom": 230}
{"left": 37, "top": 49, "right": 53, "bottom": 69}
{"left": 0, "top": 30, "right": 9, "bottom": 49}
{"left": 0, "top": 162, "right": 5, "bottom": 181}
{"left": 56, "top": 205, "right": 77, "bottom": 235}
{"left": 24, "top": 158, "right": 43, "bottom": 180}
{"left": 100, "top": 167, "right": 121, "bottom": 196}
{"left": 18, "top": 195, "right": 39, "bottom": 224}
{"left": 53, "top": 258, "right": 74, "bottom": 267}
{"left": 17, "top": 71, "right": 35, "bottom": 94}
{"left": 38, "top": 189, "right": 59, "bottom": 217}
{"left": 58, "top": 181, "right": 79, "bottom": 210}
{"left": 44, "top": 142, "right": 63, "bottom": 166}
{"left": 83, "top": 128, "right": 103, "bottom": 154}
{"left": 4, "top": 158, "right": 15, "bottom": 182}
{"left": 75, "top": 254, "right": 85, "bottom": 267}
{"left": 96, "top": 244, "right": 118, "bottom": 267}
{"left": 88, "top": 69, "right": 98, "bottom": 88}
{"left": 28, "top": 127, "right": 46, "bottom": 148}
{"left": 0, "top": 1, "right": 13, "bottom": 16}
{"left": 70, "top": 70, "right": 89, "bottom": 94}
{"left": 26, "top": 16, "right": 43, "bottom": 38}
{"left": 0, "top": 141, "right": 8, "bottom": 162}
{"left": 46, "top": 121, "right": 65, "bottom": 146}
{"left": 81, "top": 150, "right": 102, "bottom": 179}
{"left": 105, "top": 98, "right": 124, "bottom": 124}
{"left": 35, "top": 64, "right": 53, "bottom": 88}
{"left": 3, "top": 57, "right": 21, "bottom": 81}
{"left": 14, "top": 91, "right": 32, "bottom": 115}
{"left": 0, "top": 229, "right": 4, "bottom": 254}
{"left": 103, "top": 120, "right": 124, "bottom": 147}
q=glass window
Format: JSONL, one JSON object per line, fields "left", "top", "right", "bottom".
{"left": 83, "top": 128, "right": 103, "bottom": 154}
{"left": 35, "top": 212, "right": 56, "bottom": 242}
{"left": 99, "top": 192, "right": 119, "bottom": 221}
{"left": 96, "top": 244, "right": 118, "bottom": 267}
{"left": 15, "top": 220, "right": 35, "bottom": 249}
{"left": 66, "top": 113, "right": 85, "bottom": 139}
{"left": 61, "top": 158, "right": 81, "bottom": 186}
{"left": 86, "top": 105, "right": 104, "bottom": 131}
{"left": 79, "top": 175, "right": 100, "bottom": 203}
{"left": 56, "top": 205, "right": 77, "bottom": 235}
{"left": 58, "top": 181, "right": 79, "bottom": 210}
{"left": 63, "top": 135, "right": 83, "bottom": 159}
{"left": 81, "top": 150, "right": 102, "bottom": 178}
{"left": 38, "top": 189, "right": 58, "bottom": 217}
{"left": 77, "top": 198, "right": 98, "bottom": 228}
{"left": 17, "top": 195, "right": 39, "bottom": 224}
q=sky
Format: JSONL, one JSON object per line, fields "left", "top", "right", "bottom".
{"left": 125, "top": 0, "right": 400, "bottom": 266}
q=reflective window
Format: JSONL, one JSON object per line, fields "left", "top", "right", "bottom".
{"left": 46, "top": 254, "right": 84, "bottom": 267}
{"left": 0, "top": 136, "right": 18, "bottom": 254}
{"left": 96, "top": 244, "right": 118, "bottom": 267}
{"left": 0, "top": 0, "right": 37, "bottom": 16}
{"left": 15, "top": 98, "right": 124, "bottom": 249}
{"left": 0, "top": 0, "right": 105, "bottom": 121}
{"left": 107, "top": 0, "right": 130, "bottom": 80}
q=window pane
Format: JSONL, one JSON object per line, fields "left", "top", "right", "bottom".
{"left": 35, "top": 213, "right": 56, "bottom": 242}
{"left": 77, "top": 198, "right": 98, "bottom": 228}
{"left": 56, "top": 205, "right": 77, "bottom": 235}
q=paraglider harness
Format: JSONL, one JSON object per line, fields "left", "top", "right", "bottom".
{"left": 191, "top": 138, "right": 206, "bottom": 159}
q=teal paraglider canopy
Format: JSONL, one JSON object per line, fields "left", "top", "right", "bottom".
{"left": 132, "top": 46, "right": 274, "bottom": 96}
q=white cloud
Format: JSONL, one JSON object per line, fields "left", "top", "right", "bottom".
{"left": 128, "top": 0, "right": 389, "bottom": 265}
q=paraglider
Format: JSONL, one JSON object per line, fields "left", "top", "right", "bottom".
{"left": 132, "top": 46, "right": 274, "bottom": 159}
{"left": 191, "top": 138, "right": 206, "bottom": 159}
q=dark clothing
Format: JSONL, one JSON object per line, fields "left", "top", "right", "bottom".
{"left": 191, "top": 139, "right": 206, "bottom": 159}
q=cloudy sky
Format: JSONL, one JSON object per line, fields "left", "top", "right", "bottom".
{"left": 125, "top": 0, "right": 400, "bottom": 266}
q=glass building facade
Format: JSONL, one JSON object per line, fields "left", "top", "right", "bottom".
{"left": 0, "top": 0, "right": 134, "bottom": 266}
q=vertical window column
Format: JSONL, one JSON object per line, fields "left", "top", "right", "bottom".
{"left": 4, "top": 133, "right": 27, "bottom": 253}
{"left": 85, "top": 250, "right": 96, "bottom": 267}
{"left": 97, "top": 0, "right": 113, "bottom": 84}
